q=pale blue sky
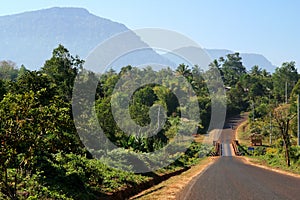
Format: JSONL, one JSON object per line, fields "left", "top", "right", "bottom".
{"left": 1, "top": 0, "right": 300, "bottom": 67}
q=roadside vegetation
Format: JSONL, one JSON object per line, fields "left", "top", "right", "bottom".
{"left": 236, "top": 79, "right": 300, "bottom": 174}
{"left": 237, "top": 116, "right": 300, "bottom": 174}
{"left": 0, "top": 45, "right": 217, "bottom": 199}
{"left": 0, "top": 44, "right": 299, "bottom": 199}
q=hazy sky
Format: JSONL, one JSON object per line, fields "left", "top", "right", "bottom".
{"left": 1, "top": 0, "right": 300, "bottom": 67}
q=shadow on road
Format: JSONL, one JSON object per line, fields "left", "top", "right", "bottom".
{"left": 223, "top": 113, "right": 247, "bottom": 129}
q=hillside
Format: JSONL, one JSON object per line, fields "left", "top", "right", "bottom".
{"left": 0, "top": 7, "right": 277, "bottom": 72}
{"left": 0, "top": 7, "right": 172, "bottom": 70}
{"left": 204, "top": 49, "right": 277, "bottom": 72}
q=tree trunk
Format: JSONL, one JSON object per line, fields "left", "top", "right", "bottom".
{"left": 283, "top": 140, "right": 291, "bottom": 167}
{"left": 283, "top": 123, "right": 291, "bottom": 167}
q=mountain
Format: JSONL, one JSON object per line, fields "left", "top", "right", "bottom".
{"left": 204, "top": 49, "right": 277, "bottom": 72}
{"left": 162, "top": 48, "right": 277, "bottom": 72}
{"left": 161, "top": 46, "right": 212, "bottom": 70}
{"left": 239, "top": 53, "right": 277, "bottom": 72}
{"left": 0, "top": 7, "right": 277, "bottom": 72}
{"left": 0, "top": 7, "right": 173, "bottom": 70}
{"left": 204, "top": 49, "right": 234, "bottom": 61}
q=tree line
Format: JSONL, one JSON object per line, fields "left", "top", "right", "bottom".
{"left": 0, "top": 44, "right": 299, "bottom": 198}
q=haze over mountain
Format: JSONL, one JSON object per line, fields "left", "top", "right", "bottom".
{"left": 204, "top": 49, "right": 277, "bottom": 72}
{"left": 0, "top": 7, "right": 276, "bottom": 72}
{"left": 0, "top": 7, "right": 173, "bottom": 71}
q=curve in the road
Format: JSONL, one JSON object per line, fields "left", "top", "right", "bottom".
{"left": 178, "top": 113, "right": 300, "bottom": 200}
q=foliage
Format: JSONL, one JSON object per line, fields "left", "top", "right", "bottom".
{"left": 0, "top": 60, "right": 19, "bottom": 81}
{"left": 41, "top": 44, "right": 84, "bottom": 101}
{"left": 219, "top": 53, "right": 247, "bottom": 86}
{"left": 250, "top": 146, "right": 300, "bottom": 174}
{"left": 1, "top": 44, "right": 300, "bottom": 198}
{"left": 272, "top": 62, "right": 298, "bottom": 103}
{"left": 173, "top": 142, "right": 214, "bottom": 167}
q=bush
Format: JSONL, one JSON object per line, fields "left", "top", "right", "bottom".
{"left": 253, "top": 146, "right": 266, "bottom": 156}
{"left": 173, "top": 142, "right": 213, "bottom": 167}
{"left": 265, "top": 147, "right": 278, "bottom": 159}
{"left": 290, "top": 146, "right": 300, "bottom": 164}
{"left": 0, "top": 152, "right": 151, "bottom": 199}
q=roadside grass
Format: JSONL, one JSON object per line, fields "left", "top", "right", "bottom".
{"left": 236, "top": 119, "right": 300, "bottom": 176}
{"left": 130, "top": 157, "right": 217, "bottom": 200}
{"left": 128, "top": 139, "right": 216, "bottom": 199}
{"left": 236, "top": 120, "right": 249, "bottom": 145}
{"left": 193, "top": 134, "right": 205, "bottom": 143}
{"left": 246, "top": 154, "right": 300, "bottom": 175}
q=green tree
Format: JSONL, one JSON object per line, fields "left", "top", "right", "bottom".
{"left": 220, "top": 53, "right": 246, "bottom": 86}
{"left": 129, "top": 86, "right": 158, "bottom": 126}
{"left": 272, "top": 62, "right": 298, "bottom": 103}
{"left": 191, "top": 65, "right": 207, "bottom": 96}
{"left": 176, "top": 64, "right": 192, "bottom": 78}
{"left": 290, "top": 79, "right": 300, "bottom": 102}
{"left": 11, "top": 71, "right": 56, "bottom": 104}
{"left": 17, "top": 64, "right": 28, "bottom": 78}
{"left": 0, "top": 60, "right": 18, "bottom": 81}
{"left": 41, "top": 44, "right": 84, "bottom": 101}
{"left": 227, "top": 82, "right": 248, "bottom": 114}
{"left": 0, "top": 91, "right": 76, "bottom": 197}
{"left": 272, "top": 104, "right": 296, "bottom": 166}
{"left": 0, "top": 79, "right": 6, "bottom": 100}
{"left": 250, "top": 65, "right": 262, "bottom": 76}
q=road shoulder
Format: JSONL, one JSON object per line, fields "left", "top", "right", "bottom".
{"left": 129, "top": 157, "right": 218, "bottom": 200}
{"left": 235, "top": 114, "right": 300, "bottom": 179}
{"left": 239, "top": 156, "right": 300, "bottom": 178}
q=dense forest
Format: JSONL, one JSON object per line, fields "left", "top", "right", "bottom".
{"left": 0, "top": 45, "right": 299, "bottom": 199}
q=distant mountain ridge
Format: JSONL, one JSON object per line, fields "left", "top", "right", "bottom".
{"left": 0, "top": 7, "right": 172, "bottom": 70}
{"left": 204, "top": 49, "right": 277, "bottom": 72}
{"left": 0, "top": 7, "right": 277, "bottom": 72}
